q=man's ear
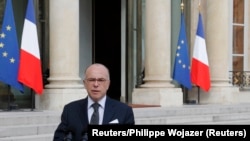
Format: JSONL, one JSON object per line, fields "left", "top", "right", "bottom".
{"left": 107, "top": 80, "right": 111, "bottom": 88}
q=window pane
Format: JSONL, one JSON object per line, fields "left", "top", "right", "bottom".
{"left": 0, "top": 84, "right": 11, "bottom": 109}
{"left": 233, "top": 56, "right": 243, "bottom": 71}
{"left": 233, "top": 26, "right": 244, "bottom": 54}
{"left": 233, "top": 0, "right": 244, "bottom": 23}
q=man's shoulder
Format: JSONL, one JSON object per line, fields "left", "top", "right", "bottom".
{"left": 107, "top": 97, "right": 132, "bottom": 109}
{"left": 65, "top": 98, "right": 86, "bottom": 107}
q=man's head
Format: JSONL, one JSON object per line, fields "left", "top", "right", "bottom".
{"left": 83, "top": 63, "right": 110, "bottom": 102}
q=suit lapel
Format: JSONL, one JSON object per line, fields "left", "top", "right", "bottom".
{"left": 78, "top": 98, "right": 89, "bottom": 127}
{"left": 102, "top": 97, "right": 115, "bottom": 124}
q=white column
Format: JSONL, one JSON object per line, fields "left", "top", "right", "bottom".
{"left": 132, "top": 0, "right": 183, "bottom": 107}
{"left": 188, "top": 0, "right": 239, "bottom": 104}
{"left": 47, "top": 0, "right": 82, "bottom": 88}
{"left": 140, "top": 0, "right": 173, "bottom": 88}
{"left": 206, "top": 0, "right": 231, "bottom": 86}
{"left": 37, "top": 0, "right": 87, "bottom": 111}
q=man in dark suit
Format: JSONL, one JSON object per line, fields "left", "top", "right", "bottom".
{"left": 53, "top": 63, "right": 135, "bottom": 141}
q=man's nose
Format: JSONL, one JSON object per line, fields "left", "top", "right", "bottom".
{"left": 93, "top": 80, "right": 99, "bottom": 85}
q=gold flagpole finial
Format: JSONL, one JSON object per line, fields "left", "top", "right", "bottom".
{"left": 181, "top": 0, "right": 184, "bottom": 13}
{"left": 198, "top": 0, "right": 201, "bottom": 11}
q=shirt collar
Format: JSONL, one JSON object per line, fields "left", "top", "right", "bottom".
{"left": 88, "top": 95, "right": 106, "bottom": 109}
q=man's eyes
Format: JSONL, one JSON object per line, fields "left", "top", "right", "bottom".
{"left": 86, "top": 78, "right": 107, "bottom": 83}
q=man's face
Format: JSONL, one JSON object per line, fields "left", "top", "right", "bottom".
{"left": 84, "top": 65, "right": 110, "bottom": 102}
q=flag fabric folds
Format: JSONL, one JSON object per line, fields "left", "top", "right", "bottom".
{"left": 191, "top": 13, "right": 211, "bottom": 92}
{"left": 18, "top": 0, "right": 43, "bottom": 95}
{"left": 172, "top": 13, "right": 192, "bottom": 89}
{"left": 0, "top": 0, "right": 24, "bottom": 92}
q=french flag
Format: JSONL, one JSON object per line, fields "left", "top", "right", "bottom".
{"left": 18, "top": 0, "right": 43, "bottom": 95}
{"left": 190, "top": 13, "right": 211, "bottom": 92}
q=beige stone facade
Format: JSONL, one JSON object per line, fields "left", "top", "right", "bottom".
{"left": 10, "top": 0, "right": 249, "bottom": 111}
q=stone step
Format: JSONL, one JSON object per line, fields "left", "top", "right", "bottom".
{"left": 1, "top": 103, "right": 250, "bottom": 140}
{"left": 0, "top": 110, "right": 60, "bottom": 126}
{"left": 195, "top": 119, "right": 250, "bottom": 124}
{"left": 135, "top": 112, "right": 250, "bottom": 124}
{"left": 133, "top": 103, "right": 250, "bottom": 118}
{"left": 1, "top": 112, "right": 249, "bottom": 139}
{"left": 0, "top": 124, "right": 58, "bottom": 138}
{"left": 0, "top": 134, "right": 53, "bottom": 141}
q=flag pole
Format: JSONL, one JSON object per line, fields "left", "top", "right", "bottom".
{"left": 7, "top": 85, "right": 11, "bottom": 111}
{"left": 181, "top": 0, "right": 184, "bottom": 13}
{"left": 197, "top": 86, "right": 200, "bottom": 104}
{"left": 6, "top": 85, "right": 19, "bottom": 111}
{"left": 181, "top": 0, "right": 185, "bottom": 103}
{"left": 197, "top": 0, "right": 201, "bottom": 105}
{"left": 198, "top": 0, "right": 201, "bottom": 11}
{"left": 31, "top": 89, "right": 35, "bottom": 111}
{"left": 173, "top": 0, "right": 192, "bottom": 98}
{"left": 191, "top": 0, "right": 210, "bottom": 102}
{"left": 181, "top": 0, "right": 190, "bottom": 104}
{"left": 181, "top": 0, "right": 188, "bottom": 104}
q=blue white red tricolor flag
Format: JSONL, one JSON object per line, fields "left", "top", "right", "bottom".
{"left": 18, "top": 0, "right": 43, "bottom": 94}
{"left": 191, "top": 13, "right": 211, "bottom": 92}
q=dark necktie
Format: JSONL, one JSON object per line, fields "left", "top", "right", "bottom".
{"left": 90, "top": 103, "right": 99, "bottom": 125}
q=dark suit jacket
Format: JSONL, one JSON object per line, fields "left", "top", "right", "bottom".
{"left": 53, "top": 96, "right": 135, "bottom": 141}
